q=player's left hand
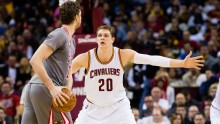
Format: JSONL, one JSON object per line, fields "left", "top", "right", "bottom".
{"left": 183, "top": 51, "right": 205, "bottom": 70}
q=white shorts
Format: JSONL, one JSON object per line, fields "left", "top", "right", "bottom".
{"left": 75, "top": 97, "right": 136, "bottom": 124}
{"left": 210, "top": 105, "right": 220, "bottom": 124}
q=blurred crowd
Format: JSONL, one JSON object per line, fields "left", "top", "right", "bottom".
{"left": 0, "top": 0, "right": 219, "bottom": 124}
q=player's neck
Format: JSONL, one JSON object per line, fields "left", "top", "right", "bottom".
{"left": 98, "top": 46, "right": 113, "bottom": 54}
{"left": 62, "top": 24, "right": 76, "bottom": 36}
{"left": 97, "top": 46, "right": 113, "bottom": 62}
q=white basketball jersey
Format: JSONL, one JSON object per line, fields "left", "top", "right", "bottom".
{"left": 84, "top": 47, "right": 126, "bottom": 106}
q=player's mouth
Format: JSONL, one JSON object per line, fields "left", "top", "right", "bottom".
{"left": 101, "top": 42, "right": 105, "bottom": 44}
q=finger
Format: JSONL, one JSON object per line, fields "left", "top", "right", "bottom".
{"left": 53, "top": 98, "right": 58, "bottom": 107}
{"left": 195, "top": 60, "right": 205, "bottom": 63}
{"left": 59, "top": 94, "right": 67, "bottom": 104}
{"left": 57, "top": 96, "right": 63, "bottom": 106}
{"left": 194, "top": 66, "right": 201, "bottom": 70}
{"left": 61, "top": 92, "right": 70, "bottom": 100}
{"left": 193, "top": 56, "right": 203, "bottom": 60}
{"left": 196, "top": 63, "right": 204, "bottom": 67}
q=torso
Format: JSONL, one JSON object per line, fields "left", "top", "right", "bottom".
{"left": 30, "top": 28, "right": 76, "bottom": 86}
{"left": 84, "top": 47, "right": 126, "bottom": 106}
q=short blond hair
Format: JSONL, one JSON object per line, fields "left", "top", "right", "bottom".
{"left": 96, "top": 25, "right": 115, "bottom": 37}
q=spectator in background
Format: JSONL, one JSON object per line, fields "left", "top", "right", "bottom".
{"left": 153, "top": 76, "right": 175, "bottom": 108}
{"left": 207, "top": 40, "right": 219, "bottom": 58}
{"left": 15, "top": 57, "right": 32, "bottom": 92}
{"left": 150, "top": 87, "right": 169, "bottom": 114}
{"left": 0, "top": 55, "right": 18, "bottom": 85}
{"left": 131, "top": 108, "right": 142, "bottom": 124}
{"left": 141, "top": 108, "right": 171, "bottom": 124}
{"left": 169, "top": 113, "right": 183, "bottom": 124}
{"left": 208, "top": 83, "right": 218, "bottom": 98}
{"left": 182, "top": 68, "right": 201, "bottom": 87}
{"left": 183, "top": 91, "right": 200, "bottom": 108}
{"left": 175, "top": 105, "right": 188, "bottom": 124}
{"left": 5, "top": 42, "right": 23, "bottom": 61}
{"left": 167, "top": 68, "right": 181, "bottom": 85}
{"left": 212, "top": 51, "right": 220, "bottom": 75}
{"left": 178, "top": 42, "right": 197, "bottom": 60}
{"left": 204, "top": 104, "right": 211, "bottom": 124}
{"left": 16, "top": 35, "right": 33, "bottom": 60}
{"left": 0, "top": 82, "right": 20, "bottom": 124}
{"left": 186, "top": 105, "right": 199, "bottom": 124}
{"left": 178, "top": 30, "right": 199, "bottom": 51}
{"left": 199, "top": 69, "right": 219, "bottom": 98}
{"left": 0, "top": 107, "right": 10, "bottom": 124}
{"left": 194, "top": 113, "right": 206, "bottom": 124}
{"left": 127, "top": 64, "right": 148, "bottom": 108}
{"left": 141, "top": 95, "right": 154, "bottom": 118}
{"left": 200, "top": 45, "right": 217, "bottom": 69}
{"left": 168, "top": 93, "right": 187, "bottom": 117}
{"left": 199, "top": 95, "right": 213, "bottom": 110}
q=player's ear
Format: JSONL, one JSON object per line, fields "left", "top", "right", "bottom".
{"left": 112, "top": 37, "right": 115, "bottom": 43}
{"left": 75, "top": 15, "right": 79, "bottom": 21}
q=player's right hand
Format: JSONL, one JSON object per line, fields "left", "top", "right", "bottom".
{"left": 49, "top": 86, "right": 70, "bottom": 107}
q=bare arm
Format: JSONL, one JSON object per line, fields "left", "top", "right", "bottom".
{"left": 120, "top": 49, "right": 204, "bottom": 70}
{"left": 67, "top": 52, "right": 88, "bottom": 89}
{"left": 66, "top": 52, "right": 88, "bottom": 90}
{"left": 29, "top": 44, "right": 55, "bottom": 90}
{"left": 29, "top": 44, "right": 69, "bottom": 106}
{"left": 70, "top": 52, "right": 89, "bottom": 74}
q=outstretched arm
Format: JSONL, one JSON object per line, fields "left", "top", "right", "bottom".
{"left": 120, "top": 49, "right": 204, "bottom": 70}
{"left": 68, "top": 52, "right": 88, "bottom": 89}
{"left": 70, "top": 52, "right": 89, "bottom": 74}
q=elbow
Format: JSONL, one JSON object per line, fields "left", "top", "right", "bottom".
{"left": 29, "top": 58, "right": 34, "bottom": 66}
{"left": 29, "top": 57, "right": 39, "bottom": 67}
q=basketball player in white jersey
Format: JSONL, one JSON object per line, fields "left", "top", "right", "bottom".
{"left": 210, "top": 78, "right": 220, "bottom": 124}
{"left": 71, "top": 25, "right": 204, "bottom": 124}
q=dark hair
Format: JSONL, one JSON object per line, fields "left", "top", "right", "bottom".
{"left": 96, "top": 25, "right": 115, "bottom": 37}
{"left": 59, "top": 1, "right": 80, "bottom": 25}
{"left": 203, "top": 95, "right": 213, "bottom": 101}
{"left": 169, "top": 113, "right": 183, "bottom": 124}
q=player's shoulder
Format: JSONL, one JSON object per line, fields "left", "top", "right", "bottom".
{"left": 75, "top": 51, "right": 90, "bottom": 61}
{"left": 48, "top": 28, "right": 66, "bottom": 38}
{"left": 119, "top": 48, "right": 136, "bottom": 56}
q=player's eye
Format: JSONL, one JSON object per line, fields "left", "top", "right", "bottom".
{"left": 104, "top": 34, "right": 109, "bottom": 37}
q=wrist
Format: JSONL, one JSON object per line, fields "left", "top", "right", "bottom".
{"left": 48, "top": 85, "right": 55, "bottom": 91}
{"left": 181, "top": 60, "right": 185, "bottom": 67}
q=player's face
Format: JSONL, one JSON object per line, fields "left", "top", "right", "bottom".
{"left": 96, "top": 29, "right": 114, "bottom": 48}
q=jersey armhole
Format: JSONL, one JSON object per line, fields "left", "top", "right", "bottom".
{"left": 118, "top": 49, "right": 125, "bottom": 71}
{"left": 85, "top": 51, "right": 90, "bottom": 75}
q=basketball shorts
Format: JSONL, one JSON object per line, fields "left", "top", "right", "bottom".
{"left": 74, "top": 97, "right": 136, "bottom": 124}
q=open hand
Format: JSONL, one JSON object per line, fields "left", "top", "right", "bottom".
{"left": 183, "top": 51, "right": 205, "bottom": 70}
{"left": 49, "top": 86, "right": 70, "bottom": 107}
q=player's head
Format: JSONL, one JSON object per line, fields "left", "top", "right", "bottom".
{"left": 96, "top": 25, "right": 115, "bottom": 48}
{"left": 59, "top": 1, "right": 81, "bottom": 28}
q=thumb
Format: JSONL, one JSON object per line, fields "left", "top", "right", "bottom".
{"left": 187, "top": 51, "right": 192, "bottom": 58}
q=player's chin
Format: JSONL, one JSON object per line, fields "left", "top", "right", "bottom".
{"left": 99, "top": 44, "right": 107, "bottom": 47}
